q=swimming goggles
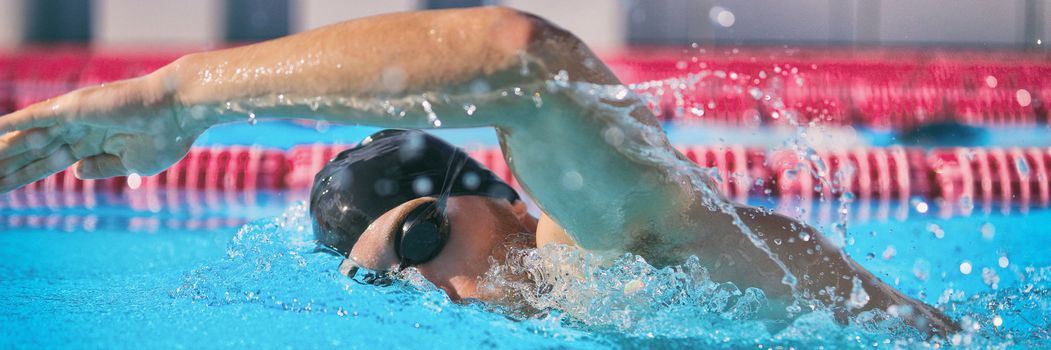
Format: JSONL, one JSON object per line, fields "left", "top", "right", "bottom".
{"left": 330, "top": 199, "right": 450, "bottom": 286}
{"left": 331, "top": 152, "right": 468, "bottom": 282}
{"left": 394, "top": 198, "right": 451, "bottom": 268}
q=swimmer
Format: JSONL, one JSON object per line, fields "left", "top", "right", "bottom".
{"left": 0, "top": 7, "right": 956, "bottom": 335}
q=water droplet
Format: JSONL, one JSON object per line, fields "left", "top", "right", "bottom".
{"left": 610, "top": 86, "right": 629, "bottom": 101}
{"left": 913, "top": 199, "right": 929, "bottom": 213}
{"left": 882, "top": 246, "right": 896, "bottom": 260}
{"left": 981, "top": 267, "right": 1000, "bottom": 288}
{"left": 412, "top": 176, "right": 433, "bottom": 195}
{"left": 998, "top": 255, "right": 1009, "bottom": 268}
{"left": 126, "top": 173, "right": 142, "bottom": 190}
{"left": 247, "top": 112, "right": 257, "bottom": 126}
{"left": 1016, "top": 89, "right": 1032, "bottom": 107}
{"left": 463, "top": 104, "right": 476, "bottom": 116}
{"left": 689, "top": 107, "right": 705, "bottom": 117}
{"left": 602, "top": 126, "right": 625, "bottom": 147}
{"left": 980, "top": 223, "right": 995, "bottom": 240}
{"left": 959, "top": 261, "right": 973, "bottom": 275}
{"left": 748, "top": 87, "right": 762, "bottom": 100}
{"left": 315, "top": 120, "right": 330, "bottom": 132}
{"left": 847, "top": 276, "right": 869, "bottom": 309}
{"left": 561, "top": 171, "right": 584, "bottom": 191}
{"left": 913, "top": 259, "right": 931, "bottom": 281}
{"left": 708, "top": 6, "right": 736, "bottom": 27}
{"left": 461, "top": 172, "right": 480, "bottom": 190}
{"left": 623, "top": 279, "right": 645, "bottom": 295}
{"left": 554, "top": 69, "right": 569, "bottom": 83}
{"left": 927, "top": 223, "right": 945, "bottom": 239}
{"left": 984, "top": 76, "right": 998, "bottom": 88}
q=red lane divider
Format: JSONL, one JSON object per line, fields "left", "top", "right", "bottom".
{"left": 6, "top": 145, "right": 1051, "bottom": 213}
{"left": 3, "top": 48, "right": 1050, "bottom": 128}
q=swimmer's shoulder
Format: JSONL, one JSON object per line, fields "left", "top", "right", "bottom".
{"left": 535, "top": 213, "right": 578, "bottom": 248}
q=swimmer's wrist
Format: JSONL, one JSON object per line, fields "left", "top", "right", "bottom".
{"left": 154, "top": 54, "right": 240, "bottom": 130}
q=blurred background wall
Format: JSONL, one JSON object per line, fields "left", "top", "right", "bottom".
{"left": 0, "top": 0, "right": 1046, "bottom": 50}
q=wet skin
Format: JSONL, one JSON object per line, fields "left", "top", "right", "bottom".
{"left": 0, "top": 7, "right": 956, "bottom": 335}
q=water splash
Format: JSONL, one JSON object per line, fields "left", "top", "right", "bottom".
{"left": 164, "top": 204, "right": 1049, "bottom": 348}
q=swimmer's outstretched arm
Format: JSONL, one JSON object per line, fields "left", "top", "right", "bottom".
{"left": 0, "top": 6, "right": 955, "bottom": 335}
{"left": 0, "top": 7, "right": 619, "bottom": 189}
{"left": 0, "top": 6, "right": 680, "bottom": 255}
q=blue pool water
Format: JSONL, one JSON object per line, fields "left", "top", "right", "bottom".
{"left": 2, "top": 191, "right": 1048, "bottom": 349}
{"left": 2, "top": 122, "right": 1050, "bottom": 349}
{"left": 193, "top": 120, "right": 1051, "bottom": 150}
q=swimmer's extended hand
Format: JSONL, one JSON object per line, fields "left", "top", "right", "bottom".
{"left": 0, "top": 77, "right": 203, "bottom": 192}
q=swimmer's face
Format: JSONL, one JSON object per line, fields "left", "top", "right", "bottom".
{"left": 347, "top": 196, "right": 536, "bottom": 300}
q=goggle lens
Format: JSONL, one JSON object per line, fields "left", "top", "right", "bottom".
{"left": 395, "top": 200, "right": 450, "bottom": 267}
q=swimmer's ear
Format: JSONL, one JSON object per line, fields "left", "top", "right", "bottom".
{"left": 338, "top": 259, "right": 359, "bottom": 277}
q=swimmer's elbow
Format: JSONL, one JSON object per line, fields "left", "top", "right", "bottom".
{"left": 483, "top": 7, "right": 618, "bottom": 85}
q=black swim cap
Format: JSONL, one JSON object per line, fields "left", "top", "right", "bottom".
{"left": 309, "top": 129, "right": 519, "bottom": 256}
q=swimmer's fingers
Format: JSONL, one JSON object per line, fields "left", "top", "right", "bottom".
{"left": 0, "top": 101, "right": 63, "bottom": 134}
{"left": 72, "top": 154, "right": 129, "bottom": 180}
{"left": 0, "top": 139, "right": 64, "bottom": 177}
{"left": 0, "top": 145, "right": 77, "bottom": 193}
{"left": 0, "top": 128, "right": 59, "bottom": 160}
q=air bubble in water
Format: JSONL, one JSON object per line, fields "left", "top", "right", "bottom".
{"left": 248, "top": 112, "right": 257, "bottom": 125}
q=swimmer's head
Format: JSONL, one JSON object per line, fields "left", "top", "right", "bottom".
{"left": 309, "top": 129, "right": 519, "bottom": 255}
{"left": 309, "top": 129, "right": 536, "bottom": 298}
